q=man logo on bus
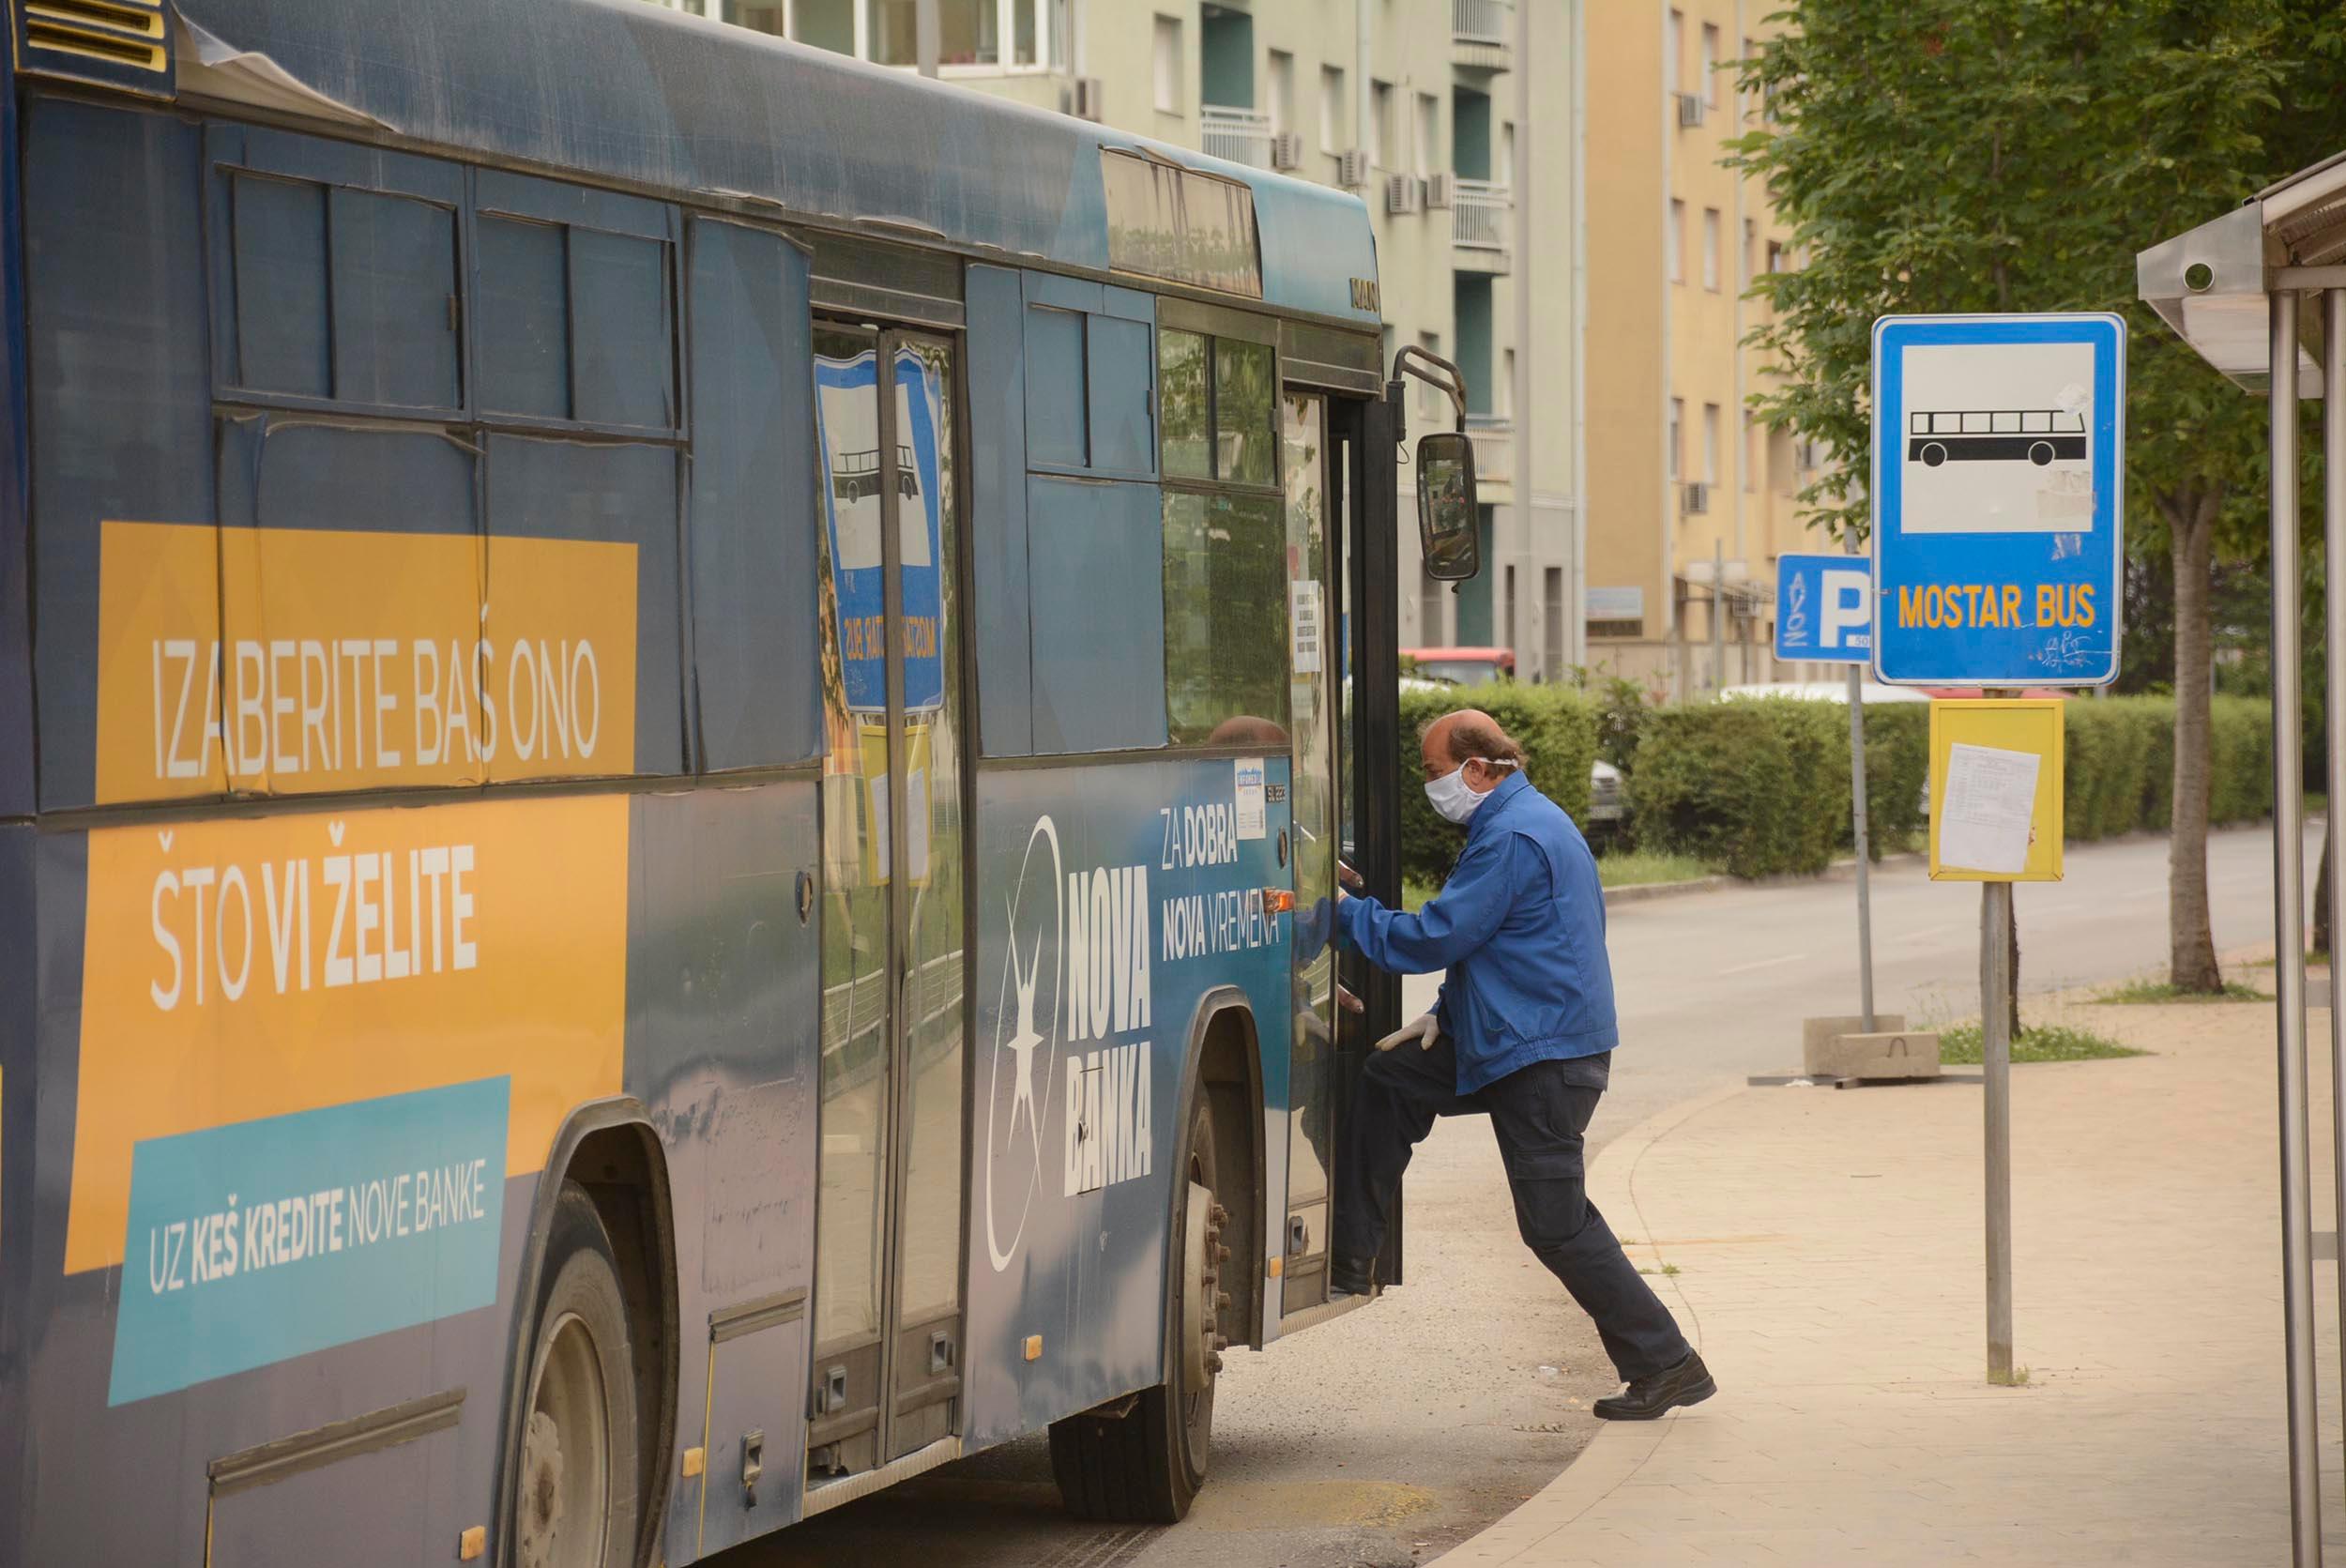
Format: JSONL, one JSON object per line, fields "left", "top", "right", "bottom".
{"left": 1907, "top": 408, "right": 2086, "bottom": 469}
{"left": 985, "top": 815, "right": 1062, "bottom": 1272}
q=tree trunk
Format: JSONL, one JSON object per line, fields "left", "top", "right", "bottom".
{"left": 2169, "top": 491, "right": 2223, "bottom": 991}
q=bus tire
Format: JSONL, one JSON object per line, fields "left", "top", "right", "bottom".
{"left": 1047, "top": 1095, "right": 1224, "bottom": 1524}
{"left": 515, "top": 1182, "right": 645, "bottom": 1568}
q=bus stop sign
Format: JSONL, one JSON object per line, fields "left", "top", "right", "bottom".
{"left": 1774, "top": 552, "right": 1872, "bottom": 664}
{"left": 1870, "top": 313, "right": 2125, "bottom": 687}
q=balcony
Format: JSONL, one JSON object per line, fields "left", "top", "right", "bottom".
{"left": 1451, "top": 178, "right": 1512, "bottom": 274}
{"left": 1453, "top": 0, "right": 1514, "bottom": 72}
{"left": 1199, "top": 104, "right": 1273, "bottom": 170}
{"left": 1465, "top": 416, "right": 1513, "bottom": 503}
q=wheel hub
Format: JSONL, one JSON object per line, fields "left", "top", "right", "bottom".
{"left": 518, "top": 1409, "right": 565, "bottom": 1568}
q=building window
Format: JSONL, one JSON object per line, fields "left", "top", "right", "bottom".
{"left": 1370, "top": 80, "right": 1392, "bottom": 169}
{"left": 1702, "top": 403, "right": 1720, "bottom": 487}
{"left": 866, "top": 0, "right": 916, "bottom": 65}
{"left": 1319, "top": 65, "right": 1346, "bottom": 153}
{"left": 1668, "top": 397, "right": 1683, "bottom": 481}
{"left": 1501, "top": 120, "right": 1516, "bottom": 188}
{"left": 1702, "top": 207, "right": 1721, "bottom": 291}
{"left": 1701, "top": 23, "right": 1720, "bottom": 108}
{"left": 1744, "top": 413, "right": 1760, "bottom": 491}
{"left": 1766, "top": 237, "right": 1786, "bottom": 273}
{"left": 1269, "top": 50, "right": 1295, "bottom": 137}
{"left": 1153, "top": 15, "right": 1181, "bottom": 114}
{"left": 1415, "top": 92, "right": 1440, "bottom": 179}
{"left": 1744, "top": 217, "right": 1757, "bottom": 285}
{"left": 1420, "top": 569, "right": 1447, "bottom": 645}
{"left": 1501, "top": 346, "right": 1516, "bottom": 418}
{"left": 1666, "top": 8, "right": 1683, "bottom": 99}
{"left": 1417, "top": 330, "right": 1442, "bottom": 423}
{"left": 1668, "top": 199, "right": 1684, "bottom": 283}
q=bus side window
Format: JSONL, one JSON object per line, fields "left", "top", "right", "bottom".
{"left": 685, "top": 217, "right": 823, "bottom": 771}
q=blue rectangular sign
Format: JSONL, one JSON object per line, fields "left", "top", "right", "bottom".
{"left": 1773, "top": 552, "right": 1872, "bottom": 664}
{"left": 1871, "top": 313, "right": 2125, "bottom": 686}
{"left": 109, "top": 1077, "right": 510, "bottom": 1405}
{"left": 815, "top": 346, "right": 948, "bottom": 715}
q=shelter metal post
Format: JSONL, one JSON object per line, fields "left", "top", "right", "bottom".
{"left": 2326, "top": 285, "right": 2346, "bottom": 1532}
{"left": 2271, "top": 287, "right": 2322, "bottom": 1568}
{"left": 1847, "top": 662, "right": 1874, "bottom": 1031}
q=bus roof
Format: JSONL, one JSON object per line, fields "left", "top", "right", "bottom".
{"left": 165, "top": 0, "right": 1381, "bottom": 329}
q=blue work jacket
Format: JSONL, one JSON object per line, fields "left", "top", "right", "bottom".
{"left": 1335, "top": 771, "right": 1619, "bottom": 1094}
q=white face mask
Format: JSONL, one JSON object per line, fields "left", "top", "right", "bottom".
{"left": 1424, "top": 761, "right": 1507, "bottom": 824}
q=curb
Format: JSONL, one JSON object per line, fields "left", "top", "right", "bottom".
{"left": 1601, "top": 849, "right": 1926, "bottom": 908}
{"left": 1431, "top": 1077, "right": 1749, "bottom": 1567}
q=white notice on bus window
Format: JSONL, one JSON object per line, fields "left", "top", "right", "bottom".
{"left": 1939, "top": 742, "right": 2040, "bottom": 875}
{"left": 1290, "top": 582, "right": 1322, "bottom": 675}
{"left": 1234, "top": 757, "right": 1268, "bottom": 841}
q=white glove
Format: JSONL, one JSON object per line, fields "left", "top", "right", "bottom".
{"left": 1375, "top": 1012, "right": 1440, "bottom": 1052}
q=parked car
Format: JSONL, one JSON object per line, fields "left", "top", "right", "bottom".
{"left": 1400, "top": 645, "right": 1516, "bottom": 686}
{"left": 1717, "top": 679, "right": 1930, "bottom": 705}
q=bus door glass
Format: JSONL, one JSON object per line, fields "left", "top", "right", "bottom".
{"left": 1281, "top": 388, "right": 1339, "bottom": 1312}
{"left": 808, "top": 327, "right": 969, "bottom": 1482}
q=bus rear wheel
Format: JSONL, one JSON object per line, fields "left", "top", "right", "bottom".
{"left": 1048, "top": 1095, "right": 1226, "bottom": 1523}
{"left": 515, "top": 1183, "right": 644, "bottom": 1568}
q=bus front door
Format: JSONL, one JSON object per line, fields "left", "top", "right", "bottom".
{"left": 1281, "top": 388, "right": 1341, "bottom": 1313}
{"left": 808, "top": 327, "right": 970, "bottom": 1487}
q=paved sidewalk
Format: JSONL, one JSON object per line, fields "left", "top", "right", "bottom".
{"left": 1443, "top": 979, "right": 2346, "bottom": 1565}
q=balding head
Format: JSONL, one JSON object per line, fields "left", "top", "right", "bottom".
{"left": 1419, "top": 708, "right": 1526, "bottom": 790}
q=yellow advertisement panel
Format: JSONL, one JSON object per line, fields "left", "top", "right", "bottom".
{"left": 94, "top": 521, "right": 638, "bottom": 803}
{"left": 1928, "top": 699, "right": 2065, "bottom": 883}
{"left": 65, "top": 794, "right": 631, "bottom": 1273}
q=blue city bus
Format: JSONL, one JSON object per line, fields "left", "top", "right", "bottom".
{"left": 0, "top": 2, "right": 1477, "bottom": 1563}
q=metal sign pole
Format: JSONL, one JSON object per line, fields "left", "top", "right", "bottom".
{"left": 1981, "top": 875, "right": 2013, "bottom": 1382}
{"left": 1847, "top": 663, "right": 1876, "bottom": 1031}
{"left": 2268, "top": 287, "right": 2323, "bottom": 1567}
{"left": 2327, "top": 287, "right": 2346, "bottom": 1495}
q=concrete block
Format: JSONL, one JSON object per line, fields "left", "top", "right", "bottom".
{"left": 1802, "top": 1014, "right": 1906, "bottom": 1058}
{"left": 1806, "top": 1028, "right": 1941, "bottom": 1081}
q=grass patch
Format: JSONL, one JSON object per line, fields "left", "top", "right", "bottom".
{"left": 1937, "top": 1022, "right": 2148, "bottom": 1065}
{"left": 2251, "top": 951, "right": 2332, "bottom": 968}
{"left": 2095, "top": 977, "right": 2272, "bottom": 1004}
{"left": 1596, "top": 850, "right": 1715, "bottom": 889}
{"left": 1402, "top": 878, "right": 1438, "bottom": 914}
{"left": 1990, "top": 1365, "right": 2034, "bottom": 1388}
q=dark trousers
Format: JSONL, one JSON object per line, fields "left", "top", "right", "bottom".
{"left": 1333, "top": 1033, "right": 1692, "bottom": 1383}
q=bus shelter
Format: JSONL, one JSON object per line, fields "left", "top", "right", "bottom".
{"left": 2140, "top": 152, "right": 2346, "bottom": 1565}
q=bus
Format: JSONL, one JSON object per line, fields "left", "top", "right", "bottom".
{"left": 0, "top": 2, "right": 1484, "bottom": 1564}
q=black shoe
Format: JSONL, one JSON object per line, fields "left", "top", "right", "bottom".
{"left": 1329, "top": 1256, "right": 1379, "bottom": 1298}
{"left": 1592, "top": 1350, "right": 1716, "bottom": 1421}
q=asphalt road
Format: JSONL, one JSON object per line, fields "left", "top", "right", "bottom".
{"left": 730, "top": 824, "right": 2298, "bottom": 1568}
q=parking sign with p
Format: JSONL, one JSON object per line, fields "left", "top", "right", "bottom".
{"left": 1774, "top": 553, "right": 1873, "bottom": 664}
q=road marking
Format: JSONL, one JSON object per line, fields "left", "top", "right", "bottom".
{"left": 1720, "top": 952, "right": 1807, "bottom": 975}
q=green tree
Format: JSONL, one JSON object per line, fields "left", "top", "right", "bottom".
{"left": 1731, "top": 0, "right": 2335, "bottom": 993}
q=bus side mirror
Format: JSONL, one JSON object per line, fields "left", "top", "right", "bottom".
{"left": 1416, "top": 432, "right": 1479, "bottom": 580}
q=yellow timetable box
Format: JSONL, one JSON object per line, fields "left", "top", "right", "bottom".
{"left": 1927, "top": 699, "right": 2065, "bottom": 883}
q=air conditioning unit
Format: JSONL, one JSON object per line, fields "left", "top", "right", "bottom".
{"left": 1682, "top": 481, "right": 1711, "bottom": 514}
{"left": 1385, "top": 174, "right": 1421, "bottom": 216}
{"left": 1074, "top": 76, "right": 1104, "bottom": 122}
{"left": 1676, "top": 91, "right": 1706, "bottom": 129}
{"left": 1425, "top": 171, "right": 1456, "bottom": 209}
{"left": 1271, "top": 130, "right": 1305, "bottom": 171}
{"left": 1336, "top": 148, "right": 1371, "bottom": 189}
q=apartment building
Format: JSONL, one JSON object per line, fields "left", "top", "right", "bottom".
{"left": 1584, "top": 3, "right": 1831, "bottom": 697}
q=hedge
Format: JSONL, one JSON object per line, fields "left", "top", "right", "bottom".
{"left": 1401, "top": 691, "right": 2273, "bottom": 891}
{"left": 2066, "top": 693, "right": 2270, "bottom": 840}
{"left": 1628, "top": 699, "right": 1855, "bottom": 878}
{"left": 1395, "top": 683, "right": 1598, "bottom": 888}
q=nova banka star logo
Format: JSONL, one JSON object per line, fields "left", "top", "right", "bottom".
{"left": 985, "top": 815, "right": 1061, "bottom": 1272}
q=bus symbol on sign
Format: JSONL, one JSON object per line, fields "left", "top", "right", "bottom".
{"left": 1907, "top": 409, "right": 2087, "bottom": 469}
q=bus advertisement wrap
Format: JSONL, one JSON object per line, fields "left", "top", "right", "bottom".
{"left": 108, "top": 1077, "right": 510, "bottom": 1405}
